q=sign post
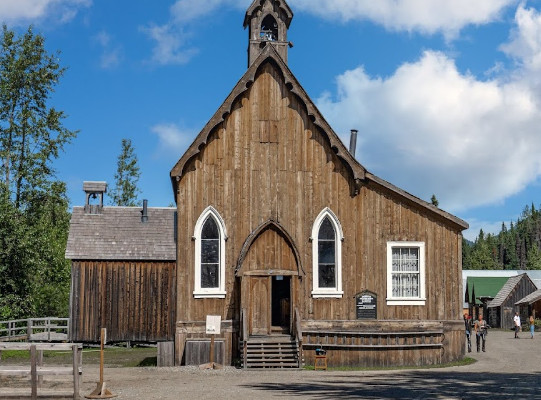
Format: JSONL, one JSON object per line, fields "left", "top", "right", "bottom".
{"left": 200, "top": 315, "right": 222, "bottom": 370}
{"left": 86, "top": 328, "right": 117, "bottom": 399}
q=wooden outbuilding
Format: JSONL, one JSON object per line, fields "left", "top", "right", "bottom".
{"left": 487, "top": 274, "right": 537, "bottom": 329}
{"left": 515, "top": 289, "right": 541, "bottom": 321}
{"left": 169, "top": 0, "right": 469, "bottom": 368}
{"left": 66, "top": 182, "right": 177, "bottom": 343}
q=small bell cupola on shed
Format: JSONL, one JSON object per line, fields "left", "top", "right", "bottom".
{"left": 83, "top": 181, "right": 107, "bottom": 214}
{"left": 244, "top": 0, "right": 293, "bottom": 67}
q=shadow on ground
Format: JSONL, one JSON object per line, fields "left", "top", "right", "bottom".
{"left": 242, "top": 371, "right": 541, "bottom": 399}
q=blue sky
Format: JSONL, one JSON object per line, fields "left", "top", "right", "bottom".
{"left": 2, "top": 0, "right": 541, "bottom": 241}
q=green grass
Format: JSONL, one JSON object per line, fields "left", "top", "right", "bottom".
{"left": 0, "top": 346, "right": 157, "bottom": 368}
{"left": 303, "top": 357, "right": 477, "bottom": 371}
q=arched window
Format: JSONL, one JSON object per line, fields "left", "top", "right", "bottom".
{"left": 260, "top": 15, "right": 278, "bottom": 41}
{"left": 311, "top": 208, "right": 343, "bottom": 298}
{"left": 194, "top": 207, "right": 227, "bottom": 298}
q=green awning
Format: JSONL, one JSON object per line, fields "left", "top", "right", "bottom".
{"left": 466, "top": 277, "right": 509, "bottom": 305}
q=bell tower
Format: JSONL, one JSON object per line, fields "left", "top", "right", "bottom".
{"left": 244, "top": 0, "right": 293, "bottom": 68}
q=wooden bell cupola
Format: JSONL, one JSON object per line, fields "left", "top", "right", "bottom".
{"left": 244, "top": 0, "right": 293, "bottom": 68}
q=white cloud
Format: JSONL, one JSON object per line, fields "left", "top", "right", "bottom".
{"left": 93, "top": 31, "right": 122, "bottom": 69}
{"left": 142, "top": 0, "right": 516, "bottom": 65}
{"left": 140, "top": 23, "right": 198, "bottom": 66}
{"left": 463, "top": 218, "right": 511, "bottom": 242}
{"left": 0, "top": 0, "right": 91, "bottom": 25}
{"left": 151, "top": 123, "right": 195, "bottom": 156}
{"left": 317, "top": 6, "right": 541, "bottom": 213}
{"left": 294, "top": 0, "right": 517, "bottom": 39}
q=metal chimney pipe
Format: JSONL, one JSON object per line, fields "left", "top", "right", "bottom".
{"left": 141, "top": 199, "right": 148, "bottom": 223}
{"left": 349, "top": 129, "right": 358, "bottom": 158}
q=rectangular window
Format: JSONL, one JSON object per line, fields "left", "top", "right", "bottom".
{"left": 386, "top": 242, "right": 426, "bottom": 305}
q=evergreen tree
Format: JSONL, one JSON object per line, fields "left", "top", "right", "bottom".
{"left": 110, "top": 138, "right": 141, "bottom": 206}
{"left": 526, "top": 244, "right": 541, "bottom": 270}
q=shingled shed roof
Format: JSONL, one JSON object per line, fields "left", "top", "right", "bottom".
{"left": 65, "top": 206, "right": 176, "bottom": 261}
{"left": 515, "top": 289, "right": 541, "bottom": 306}
{"left": 487, "top": 274, "right": 526, "bottom": 308}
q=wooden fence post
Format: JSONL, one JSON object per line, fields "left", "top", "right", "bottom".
{"left": 27, "top": 319, "right": 32, "bottom": 341}
{"left": 30, "top": 345, "right": 37, "bottom": 400}
{"left": 37, "top": 350, "right": 44, "bottom": 388}
{"left": 72, "top": 344, "right": 80, "bottom": 400}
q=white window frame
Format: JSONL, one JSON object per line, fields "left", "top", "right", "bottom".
{"left": 311, "top": 208, "right": 344, "bottom": 298}
{"left": 193, "top": 206, "right": 227, "bottom": 299}
{"left": 386, "top": 241, "right": 426, "bottom": 306}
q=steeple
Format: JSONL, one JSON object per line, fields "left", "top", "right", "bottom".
{"left": 244, "top": 0, "right": 293, "bottom": 68}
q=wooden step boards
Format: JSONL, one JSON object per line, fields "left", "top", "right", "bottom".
{"left": 244, "top": 336, "right": 300, "bottom": 369}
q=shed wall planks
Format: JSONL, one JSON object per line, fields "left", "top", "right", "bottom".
{"left": 70, "top": 261, "right": 176, "bottom": 342}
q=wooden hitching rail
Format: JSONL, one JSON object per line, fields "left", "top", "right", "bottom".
{"left": 302, "top": 330, "right": 445, "bottom": 349}
{"left": 0, "top": 343, "right": 82, "bottom": 400}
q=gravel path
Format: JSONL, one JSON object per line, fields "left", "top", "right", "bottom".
{"left": 80, "top": 330, "right": 540, "bottom": 399}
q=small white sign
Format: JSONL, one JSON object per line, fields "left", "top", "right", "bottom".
{"left": 206, "top": 315, "right": 221, "bottom": 335}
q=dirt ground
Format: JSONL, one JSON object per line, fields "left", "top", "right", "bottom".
{"left": 2, "top": 330, "right": 540, "bottom": 399}
{"left": 78, "top": 330, "right": 540, "bottom": 400}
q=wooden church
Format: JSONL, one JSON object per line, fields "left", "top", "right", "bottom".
{"left": 68, "top": 0, "right": 469, "bottom": 368}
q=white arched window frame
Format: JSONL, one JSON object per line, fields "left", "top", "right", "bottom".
{"left": 193, "top": 206, "right": 227, "bottom": 299}
{"left": 311, "top": 208, "right": 344, "bottom": 298}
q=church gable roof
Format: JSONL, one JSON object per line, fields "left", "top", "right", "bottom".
{"left": 170, "top": 43, "right": 468, "bottom": 231}
{"left": 170, "top": 43, "right": 366, "bottom": 186}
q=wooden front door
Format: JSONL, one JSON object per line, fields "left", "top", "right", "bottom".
{"left": 250, "top": 277, "right": 271, "bottom": 335}
{"left": 238, "top": 221, "right": 301, "bottom": 337}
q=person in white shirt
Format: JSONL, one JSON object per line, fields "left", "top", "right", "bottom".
{"left": 513, "top": 312, "right": 521, "bottom": 338}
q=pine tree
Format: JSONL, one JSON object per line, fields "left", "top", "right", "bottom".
{"left": 110, "top": 138, "right": 141, "bottom": 206}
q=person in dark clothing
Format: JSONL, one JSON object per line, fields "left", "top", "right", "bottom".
{"left": 464, "top": 313, "right": 472, "bottom": 352}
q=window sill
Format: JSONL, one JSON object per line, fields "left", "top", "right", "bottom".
{"left": 312, "top": 291, "right": 344, "bottom": 299}
{"left": 386, "top": 298, "right": 426, "bottom": 306}
{"left": 193, "top": 291, "right": 226, "bottom": 299}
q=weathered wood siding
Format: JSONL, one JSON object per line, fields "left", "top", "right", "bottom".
{"left": 175, "top": 60, "right": 464, "bottom": 365}
{"left": 70, "top": 261, "right": 176, "bottom": 342}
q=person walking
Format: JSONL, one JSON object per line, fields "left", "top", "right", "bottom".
{"left": 464, "top": 313, "right": 472, "bottom": 352}
{"left": 474, "top": 314, "right": 488, "bottom": 352}
{"left": 530, "top": 315, "right": 535, "bottom": 339}
{"left": 514, "top": 312, "right": 521, "bottom": 338}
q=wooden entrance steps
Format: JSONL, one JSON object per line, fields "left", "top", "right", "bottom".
{"left": 243, "top": 335, "right": 301, "bottom": 368}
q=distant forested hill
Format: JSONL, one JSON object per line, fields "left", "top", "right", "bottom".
{"left": 463, "top": 204, "right": 541, "bottom": 270}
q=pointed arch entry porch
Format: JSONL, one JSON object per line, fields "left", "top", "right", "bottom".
{"left": 236, "top": 220, "right": 303, "bottom": 336}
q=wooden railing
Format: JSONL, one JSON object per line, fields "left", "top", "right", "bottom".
{"left": 303, "top": 330, "right": 445, "bottom": 349}
{"left": 293, "top": 308, "right": 303, "bottom": 368}
{"left": 0, "top": 318, "right": 69, "bottom": 342}
{"left": 241, "top": 308, "right": 248, "bottom": 369}
{"left": 0, "top": 342, "right": 82, "bottom": 400}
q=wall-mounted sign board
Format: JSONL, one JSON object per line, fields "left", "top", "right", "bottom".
{"left": 356, "top": 291, "right": 377, "bottom": 320}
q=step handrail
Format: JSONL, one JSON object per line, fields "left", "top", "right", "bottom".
{"left": 294, "top": 308, "right": 303, "bottom": 368}
{"left": 241, "top": 308, "right": 248, "bottom": 369}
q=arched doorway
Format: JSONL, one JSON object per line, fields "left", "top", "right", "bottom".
{"left": 236, "top": 220, "right": 302, "bottom": 336}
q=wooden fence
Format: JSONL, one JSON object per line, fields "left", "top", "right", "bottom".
{"left": 0, "top": 342, "right": 82, "bottom": 400}
{"left": 0, "top": 318, "right": 69, "bottom": 342}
